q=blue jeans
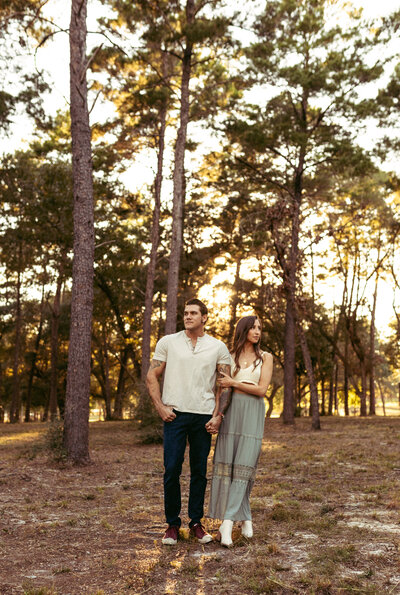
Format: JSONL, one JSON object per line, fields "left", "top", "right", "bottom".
{"left": 163, "top": 410, "right": 212, "bottom": 528}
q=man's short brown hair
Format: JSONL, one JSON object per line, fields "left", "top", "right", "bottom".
{"left": 185, "top": 298, "right": 208, "bottom": 317}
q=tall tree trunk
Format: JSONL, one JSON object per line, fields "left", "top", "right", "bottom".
{"left": 165, "top": 0, "right": 194, "bottom": 335}
{"left": 113, "top": 346, "right": 128, "bottom": 419}
{"left": 377, "top": 379, "right": 386, "bottom": 416}
{"left": 328, "top": 363, "right": 335, "bottom": 416}
{"left": 282, "top": 194, "right": 301, "bottom": 424}
{"left": 228, "top": 256, "right": 242, "bottom": 345}
{"left": 359, "top": 363, "right": 367, "bottom": 416}
{"left": 10, "top": 246, "right": 23, "bottom": 423}
{"left": 48, "top": 268, "right": 64, "bottom": 421}
{"left": 102, "top": 324, "right": 112, "bottom": 420}
{"left": 334, "top": 362, "right": 338, "bottom": 413}
{"left": 320, "top": 378, "right": 326, "bottom": 416}
{"left": 64, "top": 0, "right": 94, "bottom": 464}
{"left": 369, "top": 268, "right": 379, "bottom": 415}
{"left": 0, "top": 363, "right": 3, "bottom": 422}
{"left": 343, "top": 337, "right": 350, "bottom": 416}
{"left": 265, "top": 385, "right": 279, "bottom": 418}
{"left": 25, "top": 283, "right": 46, "bottom": 422}
{"left": 141, "top": 96, "right": 167, "bottom": 381}
{"left": 297, "top": 324, "right": 320, "bottom": 430}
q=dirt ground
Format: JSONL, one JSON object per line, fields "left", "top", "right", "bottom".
{"left": 1, "top": 416, "right": 400, "bottom": 595}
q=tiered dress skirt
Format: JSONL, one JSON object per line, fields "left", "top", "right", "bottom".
{"left": 208, "top": 390, "right": 265, "bottom": 521}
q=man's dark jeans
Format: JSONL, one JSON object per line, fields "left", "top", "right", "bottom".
{"left": 163, "top": 410, "right": 212, "bottom": 528}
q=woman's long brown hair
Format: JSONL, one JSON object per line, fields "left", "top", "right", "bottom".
{"left": 231, "top": 315, "right": 263, "bottom": 377}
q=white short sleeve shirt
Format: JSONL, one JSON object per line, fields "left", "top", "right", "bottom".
{"left": 153, "top": 330, "right": 231, "bottom": 415}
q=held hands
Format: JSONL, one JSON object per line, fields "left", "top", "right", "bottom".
{"left": 157, "top": 404, "right": 176, "bottom": 422}
{"left": 205, "top": 415, "right": 222, "bottom": 435}
{"left": 217, "top": 371, "right": 234, "bottom": 389}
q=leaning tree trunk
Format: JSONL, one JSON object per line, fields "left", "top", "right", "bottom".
{"left": 141, "top": 98, "right": 168, "bottom": 380}
{"left": 64, "top": 0, "right": 94, "bottom": 464}
{"left": 165, "top": 0, "right": 194, "bottom": 335}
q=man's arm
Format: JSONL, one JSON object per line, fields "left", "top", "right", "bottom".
{"left": 146, "top": 359, "right": 176, "bottom": 422}
{"left": 205, "top": 363, "right": 232, "bottom": 434}
{"left": 216, "top": 363, "right": 233, "bottom": 415}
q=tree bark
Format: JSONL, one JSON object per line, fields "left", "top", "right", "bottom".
{"left": 297, "top": 324, "right": 320, "bottom": 430}
{"left": 64, "top": 0, "right": 94, "bottom": 464}
{"left": 48, "top": 267, "right": 64, "bottom": 421}
{"left": 320, "top": 378, "right": 326, "bottom": 416}
{"left": 165, "top": 0, "right": 194, "bottom": 335}
{"left": 113, "top": 346, "right": 128, "bottom": 419}
{"left": 369, "top": 267, "right": 379, "bottom": 415}
{"left": 359, "top": 362, "right": 367, "bottom": 416}
{"left": 282, "top": 190, "right": 301, "bottom": 424}
{"left": 343, "top": 337, "right": 350, "bottom": 416}
{"left": 265, "top": 385, "right": 280, "bottom": 418}
{"left": 25, "top": 283, "right": 46, "bottom": 422}
{"left": 10, "top": 245, "right": 23, "bottom": 423}
{"left": 101, "top": 324, "right": 112, "bottom": 420}
{"left": 141, "top": 92, "right": 168, "bottom": 380}
{"left": 328, "top": 371, "right": 334, "bottom": 416}
{"left": 377, "top": 379, "right": 386, "bottom": 416}
{"left": 228, "top": 256, "right": 242, "bottom": 345}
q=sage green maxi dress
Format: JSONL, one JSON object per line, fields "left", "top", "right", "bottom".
{"left": 208, "top": 356, "right": 265, "bottom": 521}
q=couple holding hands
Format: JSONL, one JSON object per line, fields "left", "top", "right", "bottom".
{"left": 146, "top": 298, "right": 273, "bottom": 547}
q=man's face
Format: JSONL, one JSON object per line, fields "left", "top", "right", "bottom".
{"left": 183, "top": 305, "right": 207, "bottom": 331}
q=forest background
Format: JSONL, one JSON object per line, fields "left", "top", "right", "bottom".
{"left": 1, "top": 0, "right": 400, "bottom": 438}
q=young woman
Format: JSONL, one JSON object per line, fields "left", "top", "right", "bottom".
{"left": 208, "top": 315, "right": 273, "bottom": 547}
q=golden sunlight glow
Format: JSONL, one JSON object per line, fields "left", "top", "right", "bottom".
{"left": 0, "top": 431, "right": 42, "bottom": 445}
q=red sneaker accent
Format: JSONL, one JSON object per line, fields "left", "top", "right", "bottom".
{"left": 162, "top": 525, "right": 179, "bottom": 545}
{"left": 189, "top": 523, "right": 213, "bottom": 544}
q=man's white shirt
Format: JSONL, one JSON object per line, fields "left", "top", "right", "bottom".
{"left": 153, "top": 330, "right": 231, "bottom": 415}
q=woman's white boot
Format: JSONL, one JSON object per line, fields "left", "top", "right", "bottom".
{"left": 241, "top": 520, "right": 253, "bottom": 538}
{"left": 217, "top": 519, "right": 233, "bottom": 547}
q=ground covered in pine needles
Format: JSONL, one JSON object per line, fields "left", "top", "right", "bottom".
{"left": 1, "top": 416, "right": 400, "bottom": 595}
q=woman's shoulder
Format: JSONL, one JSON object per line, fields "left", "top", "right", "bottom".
{"left": 261, "top": 351, "right": 273, "bottom": 362}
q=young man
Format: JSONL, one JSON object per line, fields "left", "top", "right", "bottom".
{"left": 146, "top": 298, "right": 231, "bottom": 545}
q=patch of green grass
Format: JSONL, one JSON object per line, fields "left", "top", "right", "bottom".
{"left": 100, "top": 518, "right": 114, "bottom": 531}
{"left": 311, "top": 544, "right": 357, "bottom": 565}
{"left": 53, "top": 567, "right": 71, "bottom": 575}
{"left": 180, "top": 559, "right": 200, "bottom": 576}
{"left": 45, "top": 420, "right": 66, "bottom": 462}
{"left": 23, "top": 588, "right": 57, "bottom": 595}
{"left": 270, "top": 501, "right": 303, "bottom": 522}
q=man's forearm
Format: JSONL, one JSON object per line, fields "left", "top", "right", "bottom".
{"left": 146, "top": 375, "right": 163, "bottom": 411}
{"left": 218, "top": 387, "right": 232, "bottom": 414}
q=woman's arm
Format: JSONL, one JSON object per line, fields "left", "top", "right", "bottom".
{"left": 217, "top": 353, "right": 273, "bottom": 398}
{"left": 205, "top": 363, "right": 232, "bottom": 434}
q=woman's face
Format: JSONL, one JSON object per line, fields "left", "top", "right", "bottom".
{"left": 246, "top": 319, "right": 261, "bottom": 344}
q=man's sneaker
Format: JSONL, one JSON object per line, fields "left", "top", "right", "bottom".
{"left": 189, "top": 523, "right": 213, "bottom": 544}
{"left": 162, "top": 525, "right": 179, "bottom": 545}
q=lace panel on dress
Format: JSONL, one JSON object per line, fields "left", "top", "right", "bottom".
{"left": 213, "top": 461, "right": 256, "bottom": 482}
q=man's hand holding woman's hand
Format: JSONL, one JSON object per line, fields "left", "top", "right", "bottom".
{"left": 205, "top": 415, "right": 222, "bottom": 434}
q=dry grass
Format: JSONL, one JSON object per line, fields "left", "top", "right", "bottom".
{"left": 0, "top": 416, "right": 400, "bottom": 594}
